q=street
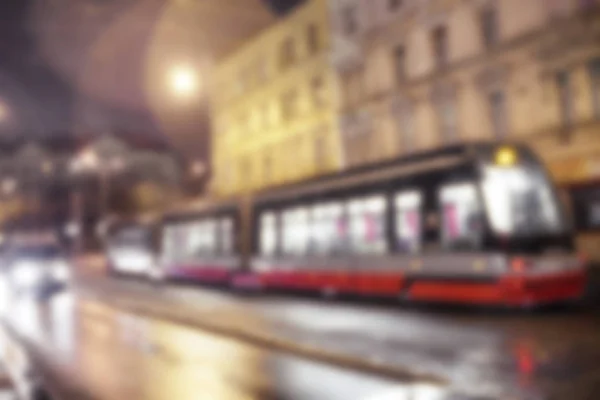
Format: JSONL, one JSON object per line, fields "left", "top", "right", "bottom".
{"left": 1, "top": 269, "right": 599, "bottom": 399}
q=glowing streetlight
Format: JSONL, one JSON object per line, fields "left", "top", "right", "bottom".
{"left": 169, "top": 65, "right": 198, "bottom": 98}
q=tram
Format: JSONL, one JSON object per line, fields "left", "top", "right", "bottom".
{"left": 120, "top": 142, "right": 588, "bottom": 306}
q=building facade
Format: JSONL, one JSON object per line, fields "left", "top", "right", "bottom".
{"left": 210, "top": 0, "right": 342, "bottom": 196}
{"left": 329, "top": 0, "right": 600, "bottom": 259}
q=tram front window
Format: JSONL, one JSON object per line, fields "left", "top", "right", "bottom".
{"left": 482, "top": 164, "right": 564, "bottom": 237}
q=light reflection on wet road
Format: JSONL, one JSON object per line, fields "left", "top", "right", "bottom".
{"left": 81, "top": 277, "right": 600, "bottom": 400}
{"left": 3, "top": 292, "right": 449, "bottom": 400}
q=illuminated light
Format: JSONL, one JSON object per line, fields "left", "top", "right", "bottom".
{"left": 169, "top": 65, "right": 198, "bottom": 98}
{"left": 495, "top": 146, "right": 518, "bottom": 167}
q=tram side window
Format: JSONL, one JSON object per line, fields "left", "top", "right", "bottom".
{"left": 347, "top": 195, "right": 388, "bottom": 254}
{"left": 440, "top": 183, "right": 483, "bottom": 250}
{"left": 260, "top": 212, "right": 278, "bottom": 257}
{"left": 162, "top": 224, "right": 184, "bottom": 263}
{"left": 187, "top": 219, "right": 218, "bottom": 257}
{"left": 282, "top": 207, "right": 310, "bottom": 256}
{"left": 310, "top": 202, "right": 345, "bottom": 255}
{"left": 395, "top": 191, "right": 422, "bottom": 254}
{"left": 220, "top": 218, "right": 234, "bottom": 255}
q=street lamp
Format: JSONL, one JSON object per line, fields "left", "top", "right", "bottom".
{"left": 189, "top": 160, "right": 206, "bottom": 178}
{"left": 169, "top": 65, "right": 198, "bottom": 98}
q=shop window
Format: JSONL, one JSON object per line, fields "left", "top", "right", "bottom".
{"left": 310, "top": 202, "right": 346, "bottom": 255}
{"left": 282, "top": 207, "right": 310, "bottom": 256}
{"left": 260, "top": 212, "right": 278, "bottom": 256}
{"left": 347, "top": 195, "right": 388, "bottom": 254}
{"left": 440, "top": 183, "right": 483, "bottom": 250}
{"left": 395, "top": 191, "right": 422, "bottom": 254}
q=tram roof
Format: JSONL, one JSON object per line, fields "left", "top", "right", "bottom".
{"left": 253, "top": 141, "right": 525, "bottom": 204}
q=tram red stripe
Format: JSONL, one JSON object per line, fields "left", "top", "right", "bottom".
{"left": 167, "top": 265, "right": 231, "bottom": 282}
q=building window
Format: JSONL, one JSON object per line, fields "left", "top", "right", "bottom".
{"left": 311, "top": 75, "right": 327, "bottom": 107}
{"left": 488, "top": 90, "right": 508, "bottom": 138}
{"left": 589, "top": 58, "right": 600, "bottom": 119}
{"left": 431, "top": 25, "right": 449, "bottom": 69}
{"left": 480, "top": 6, "right": 499, "bottom": 48}
{"left": 556, "top": 71, "right": 573, "bottom": 128}
{"left": 341, "top": 5, "right": 358, "bottom": 35}
{"left": 281, "top": 89, "right": 298, "bottom": 121}
{"left": 307, "top": 23, "right": 320, "bottom": 54}
{"left": 437, "top": 96, "right": 458, "bottom": 142}
{"left": 280, "top": 38, "right": 296, "bottom": 69}
{"left": 388, "top": 0, "right": 402, "bottom": 10}
{"left": 393, "top": 45, "right": 406, "bottom": 83}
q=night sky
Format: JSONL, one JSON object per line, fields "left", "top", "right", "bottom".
{"left": 0, "top": 0, "right": 303, "bottom": 146}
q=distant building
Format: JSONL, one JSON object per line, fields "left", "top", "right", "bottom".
{"left": 328, "top": 0, "right": 600, "bottom": 259}
{"left": 210, "top": 0, "right": 343, "bottom": 196}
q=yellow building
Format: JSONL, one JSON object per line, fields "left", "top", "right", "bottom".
{"left": 210, "top": 0, "right": 342, "bottom": 196}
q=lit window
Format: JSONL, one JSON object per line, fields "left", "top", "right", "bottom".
{"left": 347, "top": 195, "right": 388, "bottom": 254}
{"left": 395, "top": 191, "right": 421, "bottom": 254}
{"left": 260, "top": 212, "right": 278, "bottom": 256}
{"left": 310, "top": 202, "right": 345, "bottom": 255}
{"left": 187, "top": 219, "right": 217, "bottom": 257}
{"left": 440, "top": 183, "right": 483, "bottom": 250}
{"left": 482, "top": 165, "right": 564, "bottom": 236}
{"left": 282, "top": 207, "right": 310, "bottom": 256}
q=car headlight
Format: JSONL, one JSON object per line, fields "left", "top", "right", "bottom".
{"left": 11, "top": 262, "right": 41, "bottom": 288}
{"left": 51, "top": 261, "right": 71, "bottom": 281}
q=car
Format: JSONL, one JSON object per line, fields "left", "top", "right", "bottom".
{"left": 2, "top": 243, "right": 71, "bottom": 299}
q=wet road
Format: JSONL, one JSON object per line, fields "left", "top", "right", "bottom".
{"left": 78, "top": 276, "right": 600, "bottom": 400}
{"left": 1, "top": 290, "right": 451, "bottom": 400}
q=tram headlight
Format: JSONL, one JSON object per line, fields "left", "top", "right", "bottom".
{"left": 495, "top": 146, "right": 518, "bottom": 167}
